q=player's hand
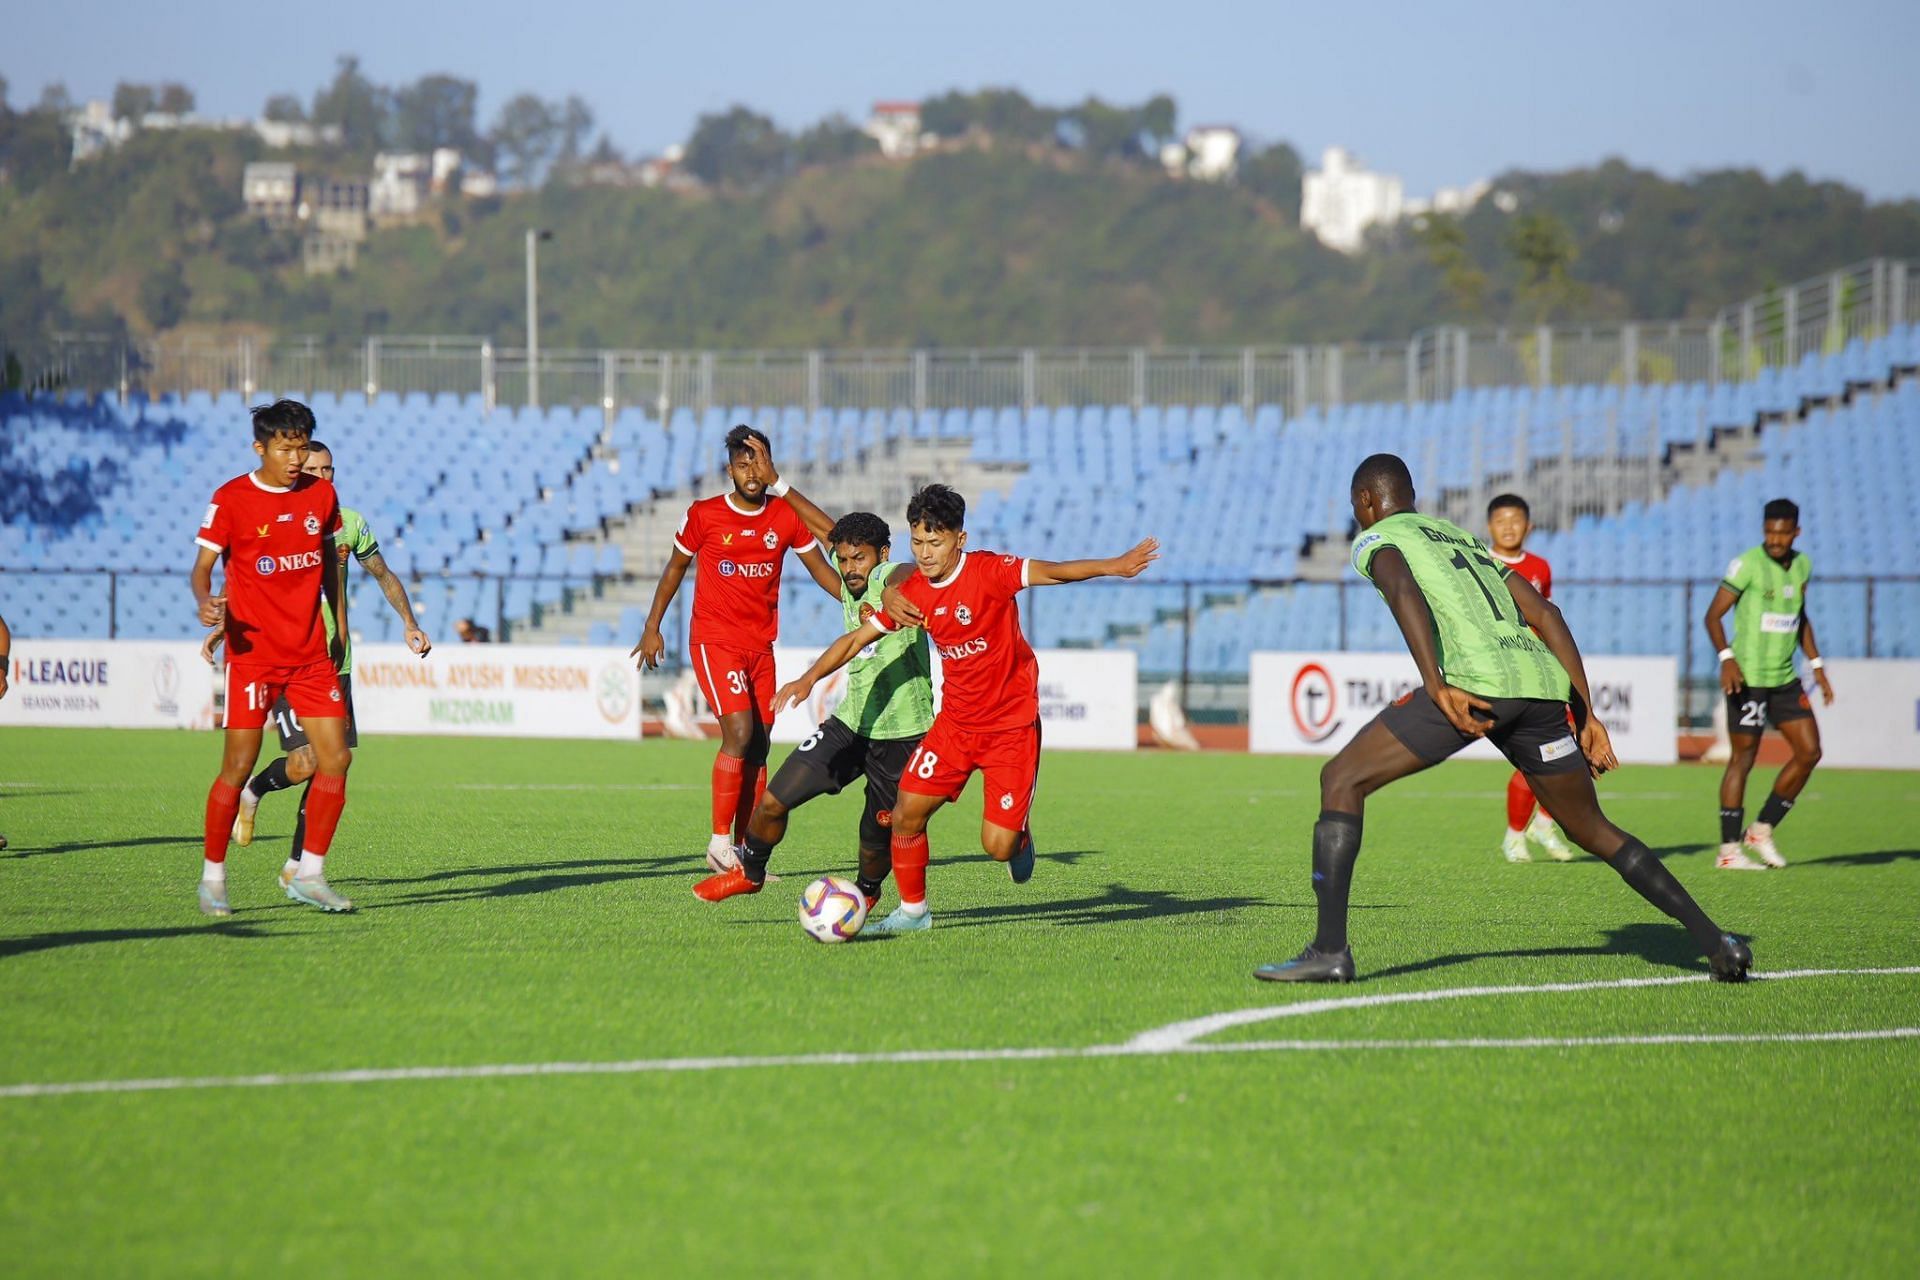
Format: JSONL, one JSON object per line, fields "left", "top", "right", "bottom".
{"left": 632, "top": 627, "right": 666, "bottom": 670}
{"left": 881, "top": 583, "right": 925, "bottom": 627}
{"left": 1431, "top": 683, "right": 1493, "bottom": 737}
{"left": 406, "top": 627, "right": 433, "bottom": 657}
{"left": 1719, "top": 658, "right": 1745, "bottom": 696}
{"left": 198, "top": 593, "right": 226, "bottom": 628}
{"left": 199, "top": 630, "right": 225, "bottom": 666}
{"left": 1814, "top": 669, "right": 1834, "bottom": 705}
{"left": 742, "top": 434, "right": 779, "bottom": 489}
{"left": 1580, "top": 717, "right": 1619, "bottom": 777}
{"left": 329, "top": 636, "right": 346, "bottom": 671}
{"left": 771, "top": 677, "right": 813, "bottom": 718}
{"left": 1109, "top": 538, "right": 1160, "bottom": 579}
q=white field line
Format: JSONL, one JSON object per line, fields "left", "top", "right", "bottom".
{"left": 2, "top": 967, "right": 1915, "bottom": 1102}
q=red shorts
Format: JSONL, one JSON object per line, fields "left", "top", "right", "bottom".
{"left": 900, "top": 717, "right": 1042, "bottom": 832}
{"left": 691, "top": 643, "right": 776, "bottom": 722}
{"left": 223, "top": 660, "right": 343, "bottom": 731}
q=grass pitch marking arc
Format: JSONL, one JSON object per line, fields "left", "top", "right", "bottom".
{"left": 2, "top": 966, "right": 1914, "bottom": 1101}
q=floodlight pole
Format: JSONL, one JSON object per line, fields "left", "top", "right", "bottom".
{"left": 526, "top": 227, "right": 552, "bottom": 409}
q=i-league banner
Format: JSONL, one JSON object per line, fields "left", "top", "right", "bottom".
{"left": 1249, "top": 651, "right": 1678, "bottom": 764}
{"left": 0, "top": 641, "right": 214, "bottom": 729}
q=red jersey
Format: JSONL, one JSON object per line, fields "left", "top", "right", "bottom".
{"left": 674, "top": 493, "right": 817, "bottom": 649}
{"left": 1494, "top": 549, "right": 1552, "bottom": 599}
{"left": 196, "top": 472, "right": 344, "bottom": 666}
{"left": 874, "top": 551, "right": 1038, "bottom": 732}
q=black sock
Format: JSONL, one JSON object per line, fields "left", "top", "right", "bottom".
{"left": 289, "top": 781, "right": 311, "bottom": 860}
{"left": 249, "top": 757, "right": 296, "bottom": 799}
{"left": 1718, "top": 807, "right": 1744, "bottom": 844}
{"left": 1310, "top": 811, "right": 1363, "bottom": 954}
{"left": 855, "top": 873, "right": 886, "bottom": 901}
{"left": 1609, "top": 837, "right": 1723, "bottom": 952}
{"left": 739, "top": 833, "right": 774, "bottom": 885}
{"left": 1757, "top": 791, "right": 1795, "bottom": 828}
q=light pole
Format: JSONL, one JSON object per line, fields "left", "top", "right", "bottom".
{"left": 526, "top": 227, "right": 553, "bottom": 409}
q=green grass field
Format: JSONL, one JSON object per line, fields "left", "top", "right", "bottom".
{"left": 2, "top": 727, "right": 1916, "bottom": 1277}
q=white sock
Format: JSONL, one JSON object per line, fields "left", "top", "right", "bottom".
{"left": 898, "top": 900, "right": 929, "bottom": 917}
{"left": 1528, "top": 813, "right": 1557, "bottom": 836}
{"left": 297, "top": 850, "right": 325, "bottom": 878}
{"left": 238, "top": 789, "right": 259, "bottom": 811}
{"left": 1747, "top": 821, "right": 1773, "bottom": 838}
{"left": 201, "top": 859, "right": 226, "bottom": 884}
{"left": 708, "top": 832, "right": 734, "bottom": 853}
{"left": 281, "top": 857, "right": 300, "bottom": 877}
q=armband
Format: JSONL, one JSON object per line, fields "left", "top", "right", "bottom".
{"left": 765, "top": 478, "right": 790, "bottom": 498}
{"left": 1716, "top": 648, "right": 1735, "bottom": 663}
{"left": 1808, "top": 657, "right": 1824, "bottom": 671}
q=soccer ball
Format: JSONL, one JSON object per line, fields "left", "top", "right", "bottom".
{"left": 798, "top": 875, "right": 868, "bottom": 944}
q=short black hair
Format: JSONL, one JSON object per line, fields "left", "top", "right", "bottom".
{"left": 306, "top": 438, "right": 331, "bottom": 457}
{"left": 906, "top": 484, "right": 965, "bottom": 533}
{"left": 724, "top": 423, "right": 770, "bottom": 459}
{"left": 829, "top": 511, "right": 891, "bottom": 553}
{"left": 1351, "top": 453, "right": 1415, "bottom": 505}
{"left": 1763, "top": 498, "right": 1800, "bottom": 524}
{"left": 1487, "top": 492, "right": 1530, "bottom": 519}
{"left": 251, "top": 399, "right": 315, "bottom": 445}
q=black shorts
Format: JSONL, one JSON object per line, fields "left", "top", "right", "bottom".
{"left": 1377, "top": 690, "right": 1587, "bottom": 777}
{"left": 768, "top": 717, "right": 923, "bottom": 850}
{"left": 1727, "top": 680, "right": 1813, "bottom": 735}
{"left": 271, "top": 673, "right": 358, "bottom": 752}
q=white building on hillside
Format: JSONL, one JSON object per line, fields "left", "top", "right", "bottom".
{"left": 1160, "top": 125, "right": 1242, "bottom": 182}
{"left": 1301, "top": 146, "right": 1403, "bottom": 254}
{"left": 864, "top": 101, "right": 924, "bottom": 158}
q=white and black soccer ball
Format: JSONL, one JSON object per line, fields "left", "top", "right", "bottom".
{"left": 798, "top": 875, "right": 868, "bottom": 944}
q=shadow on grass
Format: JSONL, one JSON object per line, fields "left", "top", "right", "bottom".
{"left": 735, "top": 881, "right": 1289, "bottom": 940}
{"left": 0, "top": 919, "right": 302, "bottom": 960}
{"left": 1798, "top": 849, "right": 1920, "bottom": 867}
{"left": 948, "top": 848, "right": 1102, "bottom": 870}
{"left": 354, "top": 854, "right": 694, "bottom": 909}
{"left": 5, "top": 834, "right": 202, "bottom": 860}
{"left": 1363, "top": 922, "right": 1734, "bottom": 981}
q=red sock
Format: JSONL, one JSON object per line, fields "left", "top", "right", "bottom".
{"left": 1506, "top": 771, "right": 1536, "bottom": 832}
{"left": 301, "top": 772, "right": 348, "bottom": 859}
{"left": 890, "top": 832, "right": 930, "bottom": 906}
{"left": 711, "top": 753, "right": 745, "bottom": 838}
{"left": 733, "top": 765, "right": 766, "bottom": 843}
{"left": 204, "top": 779, "right": 241, "bottom": 864}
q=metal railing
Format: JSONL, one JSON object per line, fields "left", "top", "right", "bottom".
{"left": 7, "top": 260, "right": 1913, "bottom": 419}
{"left": 7, "top": 570, "right": 1913, "bottom": 727}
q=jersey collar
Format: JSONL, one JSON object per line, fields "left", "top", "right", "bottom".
{"left": 927, "top": 554, "right": 967, "bottom": 590}
{"left": 1490, "top": 549, "right": 1526, "bottom": 565}
{"left": 724, "top": 493, "right": 766, "bottom": 517}
{"left": 248, "top": 471, "right": 293, "bottom": 494}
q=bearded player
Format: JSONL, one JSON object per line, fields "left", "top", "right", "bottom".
{"left": 1703, "top": 498, "right": 1834, "bottom": 869}
{"left": 633, "top": 425, "right": 841, "bottom": 870}
{"left": 1486, "top": 493, "right": 1575, "bottom": 863}
{"left": 1256, "top": 454, "right": 1748, "bottom": 983}
{"left": 190, "top": 400, "right": 356, "bottom": 915}
{"left": 774, "top": 483, "right": 1157, "bottom": 934}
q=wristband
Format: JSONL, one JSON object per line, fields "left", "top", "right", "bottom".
{"left": 765, "top": 478, "right": 790, "bottom": 498}
{"left": 1808, "top": 657, "right": 1824, "bottom": 671}
{"left": 1716, "top": 648, "right": 1735, "bottom": 663}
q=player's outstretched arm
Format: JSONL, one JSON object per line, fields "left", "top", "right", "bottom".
{"left": 363, "top": 551, "right": 432, "bottom": 656}
{"left": 190, "top": 546, "right": 226, "bottom": 628}
{"left": 321, "top": 536, "right": 346, "bottom": 670}
{"left": 879, "top": 568, "right": 926, "bottom": 627}
{"left": 797, "top": 544, "right": 843, "bottom": 600}
{"left": 1373, "top": 547, "right": 1492, "bottom": 738}
{"left": 633, "top": 548, "right": 693, "bottom": 670}
{"left": 1027, "top": 538, "right": 1160, "bottom": 587}
{"left": 1703, "top": 585, "right": 1743, "bottom": 696}
{"left": 771, "top": 619, "right": 889, "bottom": 716}
{"left": 0, "top": 609, "right": 10, "bottom": 701}
{"left": 1798, "top": 605, "right": 1834, "bottom": 704}
{"left": 745, "top": 436, "right": 835, "bottom": 544}
{"left": 1506, "top": 571, "right": 1618, "bottom": 775}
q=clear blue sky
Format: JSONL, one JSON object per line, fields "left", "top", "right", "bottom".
{"left": 7, "top": 0, "right": 1917, "bottom": 199}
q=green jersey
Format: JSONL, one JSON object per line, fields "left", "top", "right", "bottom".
{"left": 1352, "top": 512, "right": 1571, "bottom": 703}
{"left": 1722, "top": 545, "right": 1810, "bottom": 687}
{"left": 830, "top": 554, "right": 934, "bottom": 741}
{"left": 325, "top": 507, "right": 381, "bottom": 675}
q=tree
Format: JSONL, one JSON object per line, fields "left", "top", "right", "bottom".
{"left": 393, "top": 74, "right": 480, "bottom": 154}
{"left": 558, "top": 96, "right": 594, "bottom": 163}
{"left": 112, "top": 83, "right": 156, "bottom": 121}
{"left": 263, "top": 94, "right": 306, "bottom": 123}
{"left": 1239, "top": 142, "right": 1303, "bottom": 215}
{"left": 1139, "top": 94, "right": 1177, "bottom": 152}
{"left": 1506, "top": 208, "right": 1585, "bottom": 320}
{"left": 794, "top": 115, "right": 876, "bottom": 168}
{"left": 920, "top": 88, "right": 1056, "bottom": 144}
{"left": 490, "top": 94, "right": 561, "bottom": 188}
{"left": 681, "top": 106, "right": 791, "bottom": 189}
{"left": 156, "top": 83, "right": 195, "bottom": 115}
{"left": 312, "top": 55, "right": 389, "bottom": 151}
{"left": 36, "top": 83, "right": 71, "bottom": 115}
{"left": 1416, "top": 212, "right": 1488, "bottom": 317}
{"left": 139, "top": 260, "right": 191, "bottom": 329}
{"left": 0, "top": 74, "right": 9, "bottom": 112}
